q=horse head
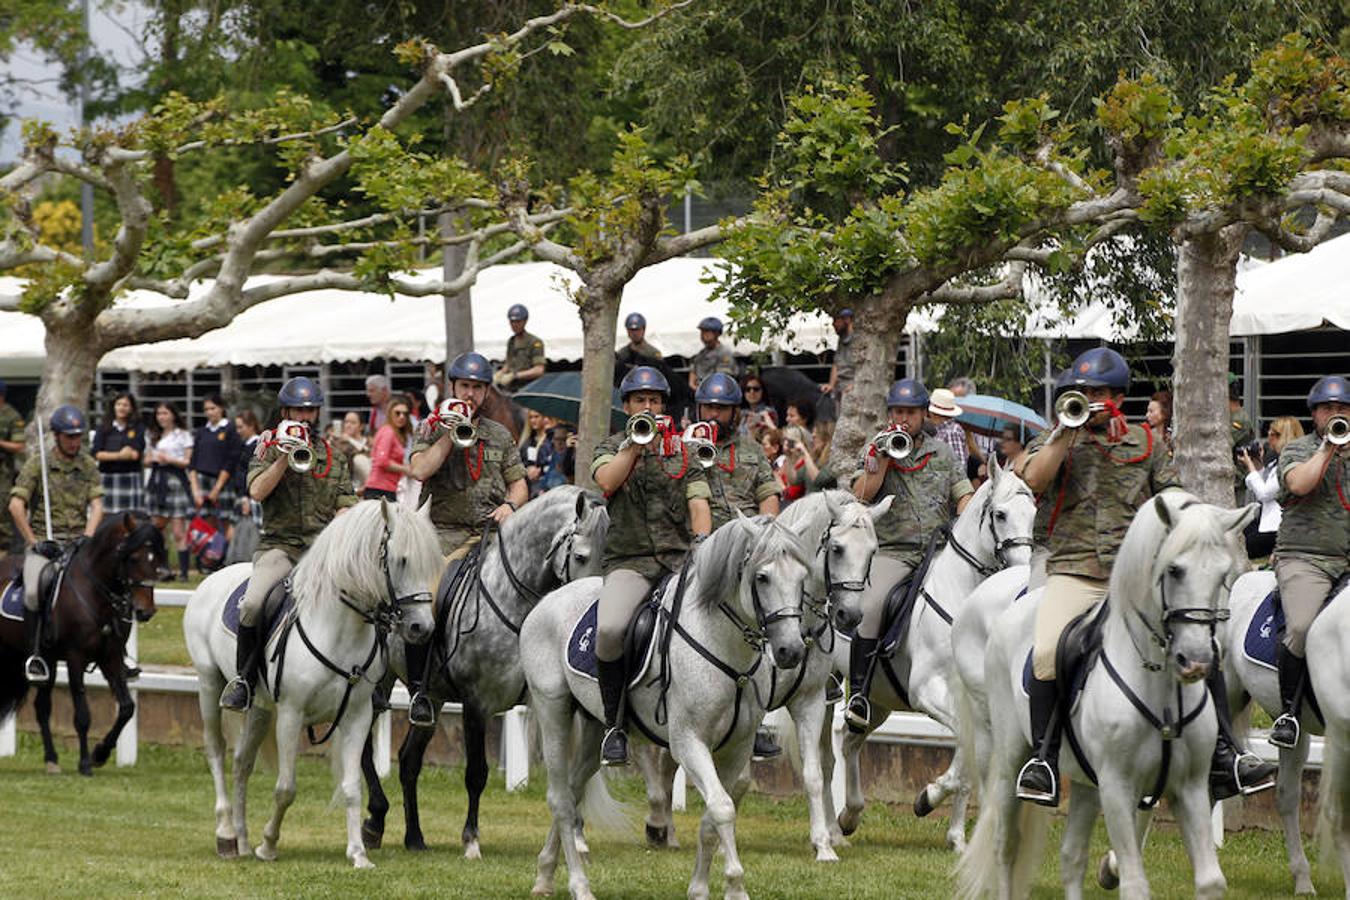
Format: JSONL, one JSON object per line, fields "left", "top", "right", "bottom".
{"left": 738, "top": 516, "right": 812, "bottom": 670}
{"left": 816, "top": 491, "right": 881, "bottom": 633}
{"left": 100, "top": 512, "right": 165, "bottom": 623}
{"left": 979, "top": 462, "right": 1037, "bottom": 569}
{"left": 553, "top": 488, "right": 609, "bottom": 583}
{"left": 1118, "top": 494, "right": 1257, "bottom": 684}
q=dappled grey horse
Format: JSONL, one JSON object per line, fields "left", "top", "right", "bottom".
{"left": 361, "top": 485, "right": 609, "bottom": 858}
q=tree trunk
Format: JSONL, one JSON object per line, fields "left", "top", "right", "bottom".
{"left": 35, "top": 317, "right": 102, "bottom": 434}
{"left": 575, "top": 283, "right": 621, "bottom": 491}
{"left": 1172, "top": 225, "right": 1246, "bottom": 507}
{"left": 441, "top": 210, "right": 474, "bottom": 364}
{"left": 831, "top": 293, "right": 911, "bottom": 478}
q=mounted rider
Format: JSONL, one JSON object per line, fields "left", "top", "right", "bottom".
{"left": 493, "top": 304, "right": 546, "bottom": 393}
{"left": 407, "top": 351, "right": 528, "bottom": 727}
{"left": 694, "top": 371, "right": 785, "bottom": 759}
{"left": 220, "top": 377, "right": 357, "bottom": 711}
{"left": 1268, "top": 375, "right": 1350, "bottom": 749}
{"left": 8, "top": 404, "right": 104, "bottom": 682}
{"left": 592, "top": 365, "right": 712, "bottom": 766}
{"left": 847, "top": 378, "right": 973, "bottom": 730}
{"left": 1013, "top": 347, "right": 1275, "bottom": 806}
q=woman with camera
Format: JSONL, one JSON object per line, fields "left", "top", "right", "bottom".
{"left": 1240, "top": 415, "right": 1303, "bottom": 560}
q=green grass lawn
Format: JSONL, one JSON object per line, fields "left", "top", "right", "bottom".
{"left": 137, "top": 606, "right": 191, "bottom": 667}
{"left": 0, "top": 733, "right": 1339, "bottom": 897}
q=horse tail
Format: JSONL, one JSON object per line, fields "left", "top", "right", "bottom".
{"left": 1010, "top": 804, "right": 1050, "bottom": 897}
{"left": 954, "top": 775, "right": 1000, "bottom": 899}
{"left": 953, "top": 676, "right": 979, "bottom": 804}
{"left": 578, "top": 772, "right": 639, "bottom": 837}
{"left": 955, "top": 771, "right": 1049, "bottom": 899}
{"left": 1316, "top": 721, "right": 1347, "bottom": 872}
{"left": 772, "top": 706, "right": 803, "bottom": 777}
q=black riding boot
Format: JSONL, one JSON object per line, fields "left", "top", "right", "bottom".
{"left": 1269, "top": 646, "right": 1307, "bottom": 749}
{"left": 1016, "top": 677, "right": 1062, "bottom": 807}
{"left": 220, "top": 623, "right": 261, "bottom": 710}
{"left": 597, "top": 657, "right": 629, "bottom": 766}
{"left": 1208, "top": 666, "right": 1276, "bottom": 799}
{"left": 752, "top": 727, "right": 783, "bottom": 761}
{"left": 844, "top": 637, "right": 879, "bottom": 732}
{"left": 405, "top": 641, "right": 436, "bottom": 728}
{"left": 22, "top": 605, "right": 49, "bottom": 683}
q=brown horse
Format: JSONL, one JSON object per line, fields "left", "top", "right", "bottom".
{"left": 0, "top": 512, "right": 165, "bottom": 775}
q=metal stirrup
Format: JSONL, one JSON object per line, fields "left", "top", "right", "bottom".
{"left": 25, "top": 655, "right": 50, "bottom": 682}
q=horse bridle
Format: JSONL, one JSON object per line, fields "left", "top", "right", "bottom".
{"left": 947, "top": 492, "right": 1034, "bottom": 578}
{"left": 716, "top": 545, "right": 805, "bottom": 653}
{"left": 338, "top": 519, "right": 434, "bottom": 634}
{"left": 68, "top": 522, "right": 162, "bottom": 638}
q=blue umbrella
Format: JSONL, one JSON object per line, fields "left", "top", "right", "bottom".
{"left": 955, "top": 393, "right": 1047, "bottom": 440}
{"left": 511, "top": 372, "right": 628, "bottom": 432}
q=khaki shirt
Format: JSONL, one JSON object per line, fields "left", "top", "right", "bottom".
{"left": 622, "top": 340, "right": 662, "bottom": 361}
{"left": 249, "top": 437, "right": 357, "bottom": 557}
{"left": 857, "top": 435, "right": 972, "bottom": 564}
{"left": 0, "top": 403, "right": 24, "bottom": 484}
{"left": 691, "top": 343, "right": 738, "bottom": 384}
{"left": 505, "top": 330, "right": 546, "bottom": 374}
{"left": 833, "top": 331, "right": 856, "bottom": 383}
{"left": 10, "top": 449, "right": 103, "bottom": 542}
{"left": 1029, "top": 423, "right": 1180, "bottom": 581}
{"left": 593, "top": 432, "right": 711, "bottom": 579}
{"left": 1275, "top": 434, "right": 1350, "bottom": 574}
{"left": 705, "top": 433, "right": 780, "bottom": 531}
{"left": 413, "top": 418, "right": 524, "bottom": 545}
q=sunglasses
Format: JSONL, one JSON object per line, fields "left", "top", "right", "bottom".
{"left": 391, "top": 410, "right": 409, "bottom": 418}
{"left": 744, "top": 385, "right": 763, "bottom": 393}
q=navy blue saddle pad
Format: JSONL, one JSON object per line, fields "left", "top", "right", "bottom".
{"left": 565, "top": 600, "right": 658, "bottom": 688}
{"left": 221, "top": 578, "right": 294, "bottom": 639}
{"left": 0, "top": 579, "right": 22, "bottom": 622}
{"left": 1242, "top": 590, "right": 1282, "bottom": 671}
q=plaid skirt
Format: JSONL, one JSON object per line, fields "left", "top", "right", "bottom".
{"left": 100, "top": 471, "right": 146, "bottom": 515}
{"left": 191, "top": 471, "right": 238, "bottom": 523}
{"left": 146, "top": 467, "right": 194, "bottom": 519}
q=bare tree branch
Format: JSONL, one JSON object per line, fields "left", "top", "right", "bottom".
{"left": 646, "top": 222, "right": 728, "bottom": 265}
{"left": 1035, "top": 144, "right": 1095, "bottom": 196}
{"left": 0, "top": 240, "right": 84, "bottom": 270}
{"left": 920, "top": 261, "right": 1027, "bottom": 306}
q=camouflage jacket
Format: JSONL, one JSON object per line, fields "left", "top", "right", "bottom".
{"left": 856, "top": 435, "right": 972, "bottom": 564}
{"left": 10, "top": 448, "right": 103, "bottom": 542}
{"left": 505, "top": 330, "right": 546, "bottom": 374}
{"left": 413, "top": 418, "right": 524, "bottom": 540}
{"left": 705, "top": 432, "right": 780, "bottom": 531}
{"left": 1275, "top": 434, "right": 1350, "bottom": 572}
{"left": 0, "top": 403, "right": 24, "bottom": 485}
{"left": 691, "top": 344, "right": 739, "bottom": 384}
{"left": 593, "top": 431, "right": 711, "bottom": 579}
{"left": 1029, "top": 423, "right": 1180, "bottom": 581}
{"left": 249, "top": 437, "right": 357, "bottom": 557}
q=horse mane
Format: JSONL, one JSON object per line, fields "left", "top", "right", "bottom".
{"left": 80, "top": 511, "right": 163, "bottom": 570}
{"left": 689, "top": 515, "right": 811, "bottom": 612}
{"left": 291, "top": 500, "right": 441, "bottom": 616}
{"left": 1109, "top": 491, "right": 1230, "bottom": 607}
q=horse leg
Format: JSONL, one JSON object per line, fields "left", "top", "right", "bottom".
{"left": 566, "top": 715, "right": 604, "bottom": 865}
{"left": 67, "top": 664, "right": 94, "bottom": 776}
{"left": 34, "top": 678, "right": 59, "bottom": 773}
{"left": 230, "top": 705, "right": 271, "bottom": 857}
{"left": 256, "top": 704, "right": 302, "bottom": 862}
{"left": 338, "top": 713, "right": 376, "bottom": 868}
{"left": 532, "top": 698, "right": 592, "bottom": 900}
{"left": 91, "top": 666, "right": 135, "bottom": 768}
{"left": 676, "top": 737, "right": 746, "bottom": 900}
{"left": 1096, "top": 771, "right": 1151, "bottom": 900}
{"left": 1277, "top": 738, "right": 1315, "bottom": 895}
{"left": 397, "top": 719, "right": 435, "bottom": 851}
{"left": 360, "top": 730, "right": 388, "bottom": 850}
{"left": 636, "top": 745, "right": 678, "bottom": 849}
{"left": 196, "top": 675, "right": 237, "bottom": 857}
{"left": 837, "top": 704, "right": 883, "bottom": 836}
{"left": 462, "top": 704, "right": 489, "bottom": 860}
{"left": 1172, "top": 776, "right": 1227, "bottom": 899}
{"left": 790, "top": 697, "right": 838, "bottom": 862}
{"left": 819, "top": 703, "right": 848, "bottom": 847}
{"left": 1060, "top": 782, "right": 1101, "bottom": 900}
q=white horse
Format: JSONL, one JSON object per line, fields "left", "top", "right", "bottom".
{"left": 1307, "top": 580, "right": 1350, "bottom": 898}
{"left": 958, "top": 494, "right": 1255, "bottom": 900}
{"left": 184, "top": 499, "right": 440, "bottom": 868}
{"left": 635, "top": 489, "right": 889, "bottom": 862}
{"left": 836, "top": 462, "right": 1037, "bottom": 850}
{"left": 521, "top": 516, "right": 813, "bottom": 900}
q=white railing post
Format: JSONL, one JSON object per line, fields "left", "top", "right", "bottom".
{"left": 672, "top": 765, "right": 687, "bottom": 812}
{"left": 0, "top": 713, "right": 14, "bottom": 757}
{"left": 503, "top": 705, "right": 529, "bottom": 792}
{"left": 1212, "top": 798, "right": 1225, "bottom": 847}
{"left": 117, "top": 621, "right": 138, "bottom": 766}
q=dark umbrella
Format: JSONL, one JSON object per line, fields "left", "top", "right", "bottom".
{"left": 955, "top": 393, "right": 1048, "bottom": 440}
{"left": 512, "top": 372, "right": 627, "bottom": 432}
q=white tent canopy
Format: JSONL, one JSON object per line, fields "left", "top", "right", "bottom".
{"left": 0, "top": 258, "right": 936, "bottom": 376}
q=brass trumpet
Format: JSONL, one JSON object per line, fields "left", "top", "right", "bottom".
{"left": 435, "top": 399, "right": 478, "bottom": 448}
{"left": 683, "top": 422, "right": 719, "bottom": 468}
{"left": 1055, "top": 390, "right": 1097, "bottom": 429}
{"left": 626, "top": 411, "right": 660, "bottom": 445}
{"left": 871, "top": 428, "right": 913, "bottom": 461}
{"left": 275, "top": 420, "right": 314, "bottom": 473}
{"left": 1328, "top": 415, "right": 1350, "bottom": 447}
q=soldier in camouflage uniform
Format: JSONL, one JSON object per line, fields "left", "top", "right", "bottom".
{"left": 406, "top": 350, "right": 527, "bottom": 725}
{"left": 1014, "top": 347, "right": 1274, "bottom": 806}
{"left": 220, "top": 377, "right": 357, "bottom": 711}
{"left": 1268, "top": 375, "right": 1350, "bottom": 749}
{"left": 493, "top": 303, "right": 546, "bottom": 392}
{"left": 593, "top": 366, "right": 712, "bottom": 766}
{"left": 0, "top": 379, "right": 25, "bottom": 554}
{"left": 847, "top": 378, "right": 973, "bottom": 730}
{"left": 8, "top": 405, "right": 104, "bottom": 681}
{"left": 686, "top": 316, "right": 739, "bottom": 392}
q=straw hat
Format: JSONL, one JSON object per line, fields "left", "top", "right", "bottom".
{"left": 928, "top": 388, "right": 963, "bottom": 418}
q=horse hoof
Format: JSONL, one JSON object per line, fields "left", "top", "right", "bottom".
{"left": 254, "top": 844, "right": 278, "bottom": 862}
{"left": 1293, "top": 878, "right": 1315, "bottom": 896}
{"left": 351, "top": 854, "right": 375, "bottom": 870}
{"left": 463, "top": 840, "right": 482, "bottom": 860}
{"left": 814, "top": 846, "right": 840, "bottom": 863}
{"left": 1097, "top": 851, "right": 1119, "bottom": 891}
{"left": 216, "top": 837, "right": 238, "bottom": 859}
{"left": 92, "top": 745, "right": 111, "bottom": 768}
{"left": 837, "top": 810, "right": 859, "bottom": 837}
{"left": 913, "top": 787, "right": 935, "bottom": 818}
{"left": 404, "top": 836, "right": 428, "bottom": 853}
{"left": 530, "top": 881, "right": 553, "bottom": 897}
{"left": 45, "top": 762, "right": 61, "bottom": 775}
{"left": 78, "top": 761, "right": 93, "bottom": 777}
{"left": 360, "top": 822, "right": 383, "bottom": 850}
{"left": 646, "top": 824, "right": 668, "bottom": 848}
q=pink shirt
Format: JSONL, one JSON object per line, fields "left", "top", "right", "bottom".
{"left": 365, "top": 425, "right": 407, "bottom": 493}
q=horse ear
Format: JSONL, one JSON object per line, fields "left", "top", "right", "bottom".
{"left": 380, "top": 496, "right": 392, "bottom": 527}
{"left": 1152, "top": 494, "right": 1173, "bottom": 530}
{"left": 735, "top": 511, "right": 759, "bottom": 538}
{"left": 1223, "top": 502, "right": 1260, "bottom": 537}
{"left": 988, "top": 460, "right": 1002, "bottom": 486}
{"left": 122, "top": 511, "right": 136, "bottom": 531}
{"left": 822, "top": 490, "right": 843, "bottom": 519}
{"left": 868, "top": 495, "right": 895, "bottom": 520}
{"left": 575, "top": 489, "right": 587, "bottom": 521}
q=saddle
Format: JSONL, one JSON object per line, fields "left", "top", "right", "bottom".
{"left": 1019, "top": 600, "right": 1108, "bottom": 704}
{"left": 0, "top": 543, "right": 75, "bottom": 628}
{"left": 1241, "top": 574, "right": 1350, "bottom": 721}
{"left": 221, "top": 577, "right": 294, "bottom": 641}
{"left": 565, "top": 575, "right": 671, "bottom": 689}
{"left": 878, "top": 529, "right": 948, "bottom": 657}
